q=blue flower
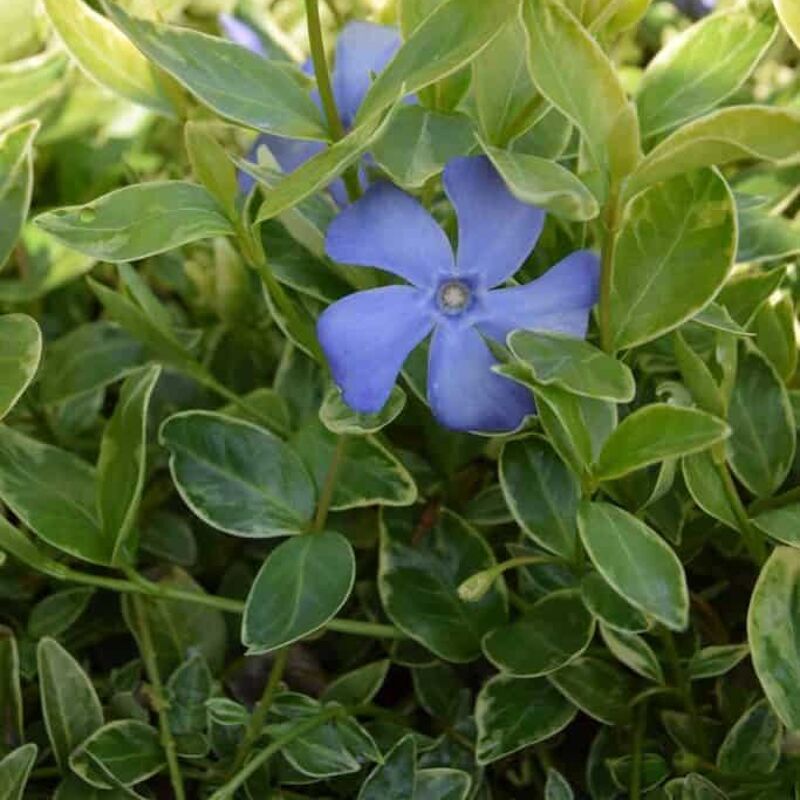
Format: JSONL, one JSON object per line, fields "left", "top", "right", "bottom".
{"left": 220, "top": 16, "right": 402, "bottom": 201}
{"left": 318, "top": 156, "right": 601, "bottom": 433}
{"left": 670, "top": 0, "right": 715, "bottom": 18}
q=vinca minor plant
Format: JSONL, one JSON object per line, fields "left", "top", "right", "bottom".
{"left": 1, "top": 0, "right": 800, "bottom": 797}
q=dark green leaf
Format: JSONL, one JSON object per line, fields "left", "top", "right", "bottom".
{"left": 0, "top": 627, "right": 22, "bottom": 745}
{"left": 320, "top": 386, "right": 406, "bottom": 435}
{"left": 322, "top": 660, "right": 390, "bottom": 707}
{"left": 580, "top": 572, "right": 650, "bottom": 633}
{"left": 599, "top": 624, "right": 663, "bottom": 683}
{"left": 28, "top": 588, "right": 94, "bottom": 639}
{"left": 688, "top": 644, "right": 749, "bottom": 680}
{"left": 358, "top": 734, "right": 416, "bottom": 799}
{"left": 0, "top": 121, "right": 37, "bottom": 270}
{"left": 716, "top": 700, "right": 781, "bottom": 776}
{"left": 753, "top": 503, "right": 800, "bottom": 547}
{"left": 0, "top": 744, "right": 37, "bottom": 800}
{"left": 0, "top": 314, "right": 40, "bottom": 420}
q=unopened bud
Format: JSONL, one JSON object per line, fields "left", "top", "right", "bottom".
{"left": 457, "top": 570, "right": 496, "bottom": 603}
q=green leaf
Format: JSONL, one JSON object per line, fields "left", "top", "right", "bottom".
{"left": 43, "top": 0, "right": 172, "bottom": 115}
{"left": 472, "top": 17, "right": 538, "bottom": 145}
{"left": 379, "top": 508, "right": 507, "bottom": 662}
{"left": 0, "top": 744, "right": 37, "bottom": 800}
{"left": 481, "top": 144, "right": 599, "bottom": 221}
{"left": 508, "top": 331, "right": 634, "bottom": 402}
{"left": 545, "top": 769, "right": 574, "bottom": 800}
{"left": 160, "top": 411, "right": 316, "bottom": 538}
{"left": 636, "top": 8, "right": 776, "bottom": 138}
{"left": 609, "top": 168, "right": 736, "bottom": 351}
{"left": 322, "top": 660, "right": 390, "bottom": 707}
{"left": 547, "top": 656, "right": 635, "bottom": 725}
{"left": 727, "top": 346, "right": 795, "bottom": 497}
{"left": 499, "top": 436, "right": 580, "bottom": 560}
{"left": 717, "top": 264, "right": 785, "bottom": 327}
{"left": 673, "top": 331, "right": 725, "bottom": 417}
{"left": 475, "top": 675, "right": 576, "bottom": 765}
{"left": 716, "top": 700, "right": 781, "bottom": 776}
{"left": 28, "top": 588, "right": 94, "bottom": 639}
{"left": 37, "top": 637, "right": 104, "bottom": 772}
{"left": 122, "top": 568, "right": 227, "bottom": 675}
{"left": 415, "top": 769, "right": 472, "bottom": 800}
{"left": 599, "top": 624, "right": 663, "bottom": 683}
{"left": 580, "top": 572, "right": 650, "bottom": 633}
{"left": 693, "top": 301, "right": 753, "bottom": 337}
{"left": 627, "top": 106, "right": 800, "bottom": 195}
{"left": 358, "top": 734, "right": 416, "bottom": 800}
{"left": 184, "top": 122, "right": 239, "bottom": 221}
{"left": 256, "top": 103, "right": 396, "bottom": 223}
{"left": 242, "top": 532, "right": 355, "bottom": 654}
{"left": 0, "top": 314, "right": 40, "bottom": 420}
{"left": 0, "top": 627, "right": 22, "bottom": 745}
{"left": 357, "top": 0, "right": 516, "bottom": 123}
{"left": 682, "top": 450, "right": 739, "bottom": 532}
{"left": 373, "top": 106, "right": 476, "bottom": 190}
{"left": 608, "top": 754, "right": 669, "bottom": 792}
{"left": 737, "top": 197, "right": 800, "bottom": 265}
{"left": 0, "top": 426, "right": 110, "bottom": 564}
{"left": 102, "top": 1, "right": 324, "bottom": 138}
{"left": 0, "top": 121, "right": 37, "bottom": 271}
{"left": 166, "top": 654, "right": 213, "bottom": 758}
{"left": 482, "top": 589, "right": 595, "bottom": 676}
{"left": 775, "top": 0, "right": 800, "bottom": 48}
{"left": 753, "top": 503, "right": 800, "bottom": 547}
{"left": 578, "top": 501, "right": 689, "bottom": 630}
{"left": 522, "top": 0, "right": 640, "bottom": 182}
{"left": 594, "top": 405, "right": 729, "bottom": 481}
{"left": 39, "top": 322, "right": 145, "bottom": 406}
{"left": 69, "top": 720, "right": 164, "bottom": 789}
{"left": 748, "top": 547, "right": 800, "bottom": 729}
{"left": 754, "top": 295, "right": 797, "bottom": 382}
{"left": 293, "top": 421, "right": 417, "bottom": 511}
{"left": 688, "top": 644, "right": 749, "bottom": 680}
{"left": 36, "top": 182, "right": 234, "bottom": 262}
{"left": 97, "top": 365, "right": 160, "bottom": 565}
{"left": 320, "top": 386, "right": 406, "bottom": 436}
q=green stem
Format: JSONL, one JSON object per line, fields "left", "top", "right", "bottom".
{"left": 132, "top": 595, "right": 186, "bottom": 800}
{"left": 228, "top": 648, "right": 289, "bottom": 778}
{"left": 313, "top": 436, "right": 348, "bottom": 532}
{"left": 304, "top": 0, "right": 361, "bottom": 201}
{"left": 209, "top": 708, "right": 341, "bottom": 800}
{"left": 749, "top": 484, "right": 800, "bottom": 516}
{"left": 52, "top": 565, "right": 406, "bottom": 639}
{"left": 716, "top": 461, "right": 767, "bottom": 565}
{"left": 599, "top": 186, "right": 622, "bottom": 354}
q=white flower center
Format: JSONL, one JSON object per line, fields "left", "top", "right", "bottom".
{"left": 437, "top": 280, "right": 472, "bottom": 314}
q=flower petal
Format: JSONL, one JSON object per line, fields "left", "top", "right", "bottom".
{"left": 444, "top": 156, "right": 546, "bottom": 287}
{"left": 427, "top": 324, "right": 534, "bottom": 432}
{"left": 318, "top": 286, "right": 434, "bottom": 413}
{"left": 238, "top": 135, "right": 325, "bottom": 194}
{"left": 477, "top": 250, "right": 601, "bottom": 343}
{"left": 326, "top": 182, "right": 454, "bottom": 286}
{"left": 218, "top": 14, "right": 267, "bottom": 56}
{"left": 332, "top": 21, "right": 402, "bottom": 127}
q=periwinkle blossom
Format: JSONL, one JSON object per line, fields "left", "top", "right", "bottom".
{"left": 670, "top": 0, "right": 715, "bottom": 18}
{"left": 219, "top": 14, "right": 401, "bottom": 202}
{"left": 318, "top": 156, "right": 601, "bottom": 433}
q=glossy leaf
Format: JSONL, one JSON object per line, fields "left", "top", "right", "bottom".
{"left": 44, "top": 0, "right": 172, "bottom": 115}
{"left": 483, "top": 590, "right": 594, "bottom": 676}
{"left": 243, "top": 532, "right": 355, "bottom": 653}
{"left": 578, "top": 501, "right": 689, "bottom": 631}
{"left": 415, "top": 769, "right": 472, "bottom": 800}
{"left": 357, "top": 0, "right": 517, "bottom": 122}
{"left": 727, "top": 346, "right": 795, "bottom": 497}
{"left": 508, "top": 331, "right": 634, "bottom": 402}
{"left": 483, "top": 144, "right": 599, "bottom": 221}
{"left": 293, "top": 421, "right": 417, "bottom": 511}
{"left": 522, "top": 0, "right": 640, "bottom": 181}
{"left": 748, "top": 547, "right": 800, "bottom": 729}
{"left": 0, "top": 314, "right": 41, "bottom": 420}
{"left": 688, "top": 644, "right": 750, "bottom": 680}
{"left": 499, "top": 436, "right": 580, "bottom": 560}
{"left": 682, "top": 451, "right": 739, "bottom": 531}
{"left": 716, "top": 700, "right": 782, "bottom": 776}
{"left": 753, "top": 503, "right": 800, "bottom": 547}
{"left": 0, "top": 121, "right": 37, "bottom": 270}
{"left": 599, "top": 624, "right": 663, "bottom": 683}
{"left": 609, "top": 168, "right": 736, "bottom": 351}
{"left": 36, "top": 182, "right": 233, "bottom": 262}
{"left": 580, "top": 572, "right": 650, "bottom": 633}
{"left": 69, "top": 720, "right": 164, "bottom": 789}
{"left": 160, "top": 411, "right": 316, "bottom": 538}
{"left": 475, "top": 675, "right": 576, "bottom": 765}
{"left": 775, "top": 0, "right": 800, "bottom": 48}
{"left": 97, "top": 365, "right": 160, "bottom": 565}
{"left": 28, "top": 588, "right": 94, "bottom": 639}
{"left": 322, "top": 660, "right": 390, "bottom": 706}
{"left": 358, "top": 735, "right": 416, "bottom": 800}
{"left": 0, "top": 426, "right": 110, "bottom": 564}
{"left": 379, "top": 508, "right": 507, "bottom": 662}
{"left": 594, "top": 405, "right": 729, "bottom": 481}
{"left": 320, "top": 386, "right": 406, "bottom": 435}
{"left": 0, "top": 744, "right": 37, "bottom": 800}
{"left": 38, "top": 638, "right": 104, "bottom": 772}
{"left": 547, "top": 656, "right": 635, "bottom": 725}
{"left": 636, "top": 8, "right": 776, "bottom": 137}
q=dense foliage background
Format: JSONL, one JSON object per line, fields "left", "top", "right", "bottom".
{"left": 1, "top": 0, "right": 800, "bottom": 797}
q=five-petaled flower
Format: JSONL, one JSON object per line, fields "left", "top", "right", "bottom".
{"left": 318, "top": 156, "right": 601, "bottom": 433}
{"left": 220, "top": 15, "right": 401, "bottom": 203}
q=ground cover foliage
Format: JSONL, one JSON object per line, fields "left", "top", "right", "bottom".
{"left": 1, "top": 0, "right": 800, "bottom": 797}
